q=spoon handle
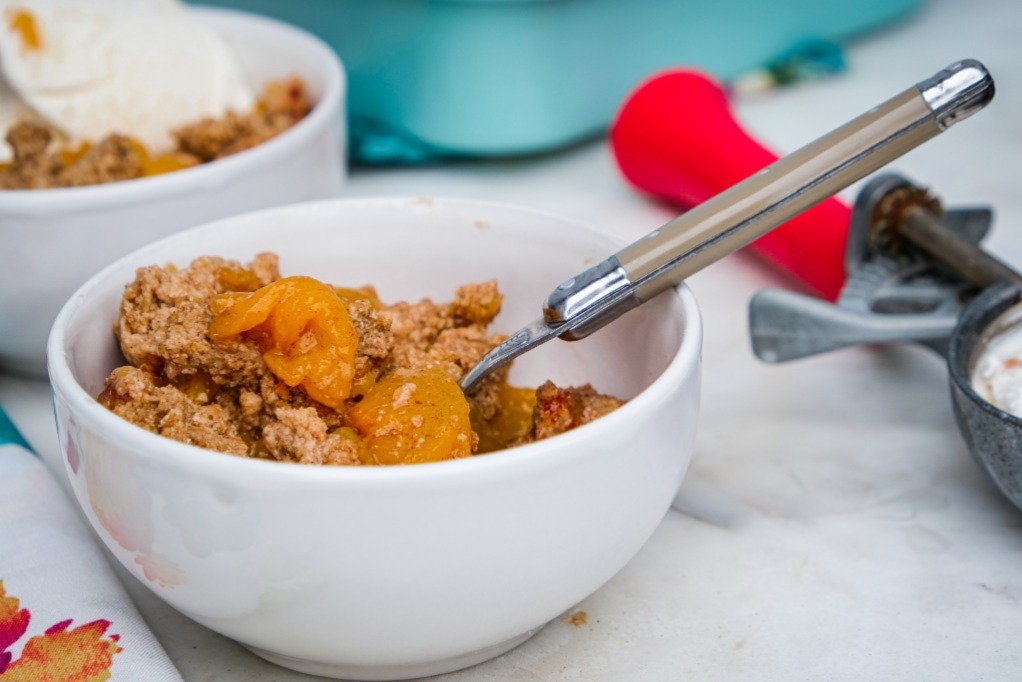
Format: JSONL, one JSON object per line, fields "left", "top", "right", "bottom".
{"left": 544, "top": 59, "right": 995, "bottom": 339}
{"left": 611, "top": 70, "right": 853, "bottom": 302}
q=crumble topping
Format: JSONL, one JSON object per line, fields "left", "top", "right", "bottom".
{"left": 98, "top": 254, "right": 625, "bottom": 465}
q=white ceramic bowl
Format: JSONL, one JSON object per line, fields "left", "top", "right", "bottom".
{"left": 0, "top": 7, "right": 345, "bottom": 376}
{"left": 48, "top": 197, "right": 701, "bottom": 680}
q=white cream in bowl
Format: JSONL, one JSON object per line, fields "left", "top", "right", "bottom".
{"left": 972, "top": 310, "right": 1022, "bottom": 416}
{"left": 0, "top": 0, "right": 254, "bottom": 160}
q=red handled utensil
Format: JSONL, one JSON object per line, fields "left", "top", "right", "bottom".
{"left": 610, "top": 70, "right": 851, "bottom": 301}
{"left": 607, "top": 65, "right": 1022, "bottom": 516}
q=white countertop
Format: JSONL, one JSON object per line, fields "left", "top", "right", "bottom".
{"left": 4, "top": 0, "right": 1022, "bottom": 679}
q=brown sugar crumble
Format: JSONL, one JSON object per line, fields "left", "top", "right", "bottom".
{"left": 98, "top": 254, "right": 626, "bottom": 465}
{"left": 0, "top": 76, "right": 312, "bottom": 190}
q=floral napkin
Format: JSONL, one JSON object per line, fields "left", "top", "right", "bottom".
{"left": 0, "top": 406, "right": 182, "bottom": 680}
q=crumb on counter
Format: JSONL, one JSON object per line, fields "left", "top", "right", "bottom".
{"left": 565, "top": 611, "right": 588, "bottom": 627}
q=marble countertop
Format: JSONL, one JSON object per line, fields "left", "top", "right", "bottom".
{"left": 3, "top": 0, "right": 1022, "bottom": 678}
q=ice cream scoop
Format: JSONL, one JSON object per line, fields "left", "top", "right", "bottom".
{"left": 745, "top": 170, "right": 1022, "bottom": 512}
{"left": 0, "top": 0, "right": 253, "bottom": 160}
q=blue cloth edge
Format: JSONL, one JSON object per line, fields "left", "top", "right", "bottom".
{"left": 0, "top": 403, "right": 35, "bottom": 453}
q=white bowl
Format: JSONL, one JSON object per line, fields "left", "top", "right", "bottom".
{"left": 48, "top": 197, "right": 701, "bottom": 680}
{"left": 0, "top": 7, "right": 345, "bottom": 376}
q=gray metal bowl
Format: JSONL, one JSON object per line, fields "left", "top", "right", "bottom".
{"left": 948, "top": 281, "right": 1022, "bottom": 509}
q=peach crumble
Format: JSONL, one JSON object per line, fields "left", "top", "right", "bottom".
{"left": 97, "top": 254, "right": 625, "bottom": 466}
{"left": 0, "top": 77, "right": 312, "bottom": 190}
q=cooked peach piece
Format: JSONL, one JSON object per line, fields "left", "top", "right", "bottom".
{"left": 210, "top": 276, "right": 358, "bottom": 411}
{"left": 348, "top": 367, "right": 475, "bottom": 465}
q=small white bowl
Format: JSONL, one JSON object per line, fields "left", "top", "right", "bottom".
{"left": 48, "top": 197, "right": 701, "bottom": 680}
{"left": 0, "top": 7, "right": 345, "bottom": 376}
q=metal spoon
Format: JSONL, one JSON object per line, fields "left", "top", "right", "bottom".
{"left": 460, "top": 59, "right": 996, "bottom": 394}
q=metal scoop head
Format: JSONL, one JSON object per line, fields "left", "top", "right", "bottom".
{"left": 949, "top": 282, "right": 1022, "bottom": 510}
{"left": 750, "top": 173, "right": 1022, "bottom": 512}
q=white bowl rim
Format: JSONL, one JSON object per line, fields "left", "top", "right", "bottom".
{"left": 0, "top": 6, "right": 344, "bottom": 215}
{"left": 48, "top": 196, "right": 703, "bottom": 487}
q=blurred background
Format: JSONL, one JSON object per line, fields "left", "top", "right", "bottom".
{"left": 187, "top": 0, "right": 920, "bottom": 164}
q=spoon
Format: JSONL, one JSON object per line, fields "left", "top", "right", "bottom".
{"left": 460, "top": 59, "right": 996, "bottom": 394}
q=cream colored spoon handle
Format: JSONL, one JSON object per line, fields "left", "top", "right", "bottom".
{"left": 543, "top": 59, "right": 994, "bottom": 339}
{"left": 621, "top": 86, "right": 951, "bottom": 294}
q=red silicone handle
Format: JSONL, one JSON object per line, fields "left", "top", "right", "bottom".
{"left": 610, "top": 69, "right": 849, "bottom": 301}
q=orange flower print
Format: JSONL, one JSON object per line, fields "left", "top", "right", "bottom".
{"left": 0, "top": 583, "right": 30, "bottom": 671}
{"left": 0, "top": 580, "right": 121, "bottom": 681}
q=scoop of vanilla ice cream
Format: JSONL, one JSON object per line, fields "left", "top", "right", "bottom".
{"left": 978, "top": 357, "right": 1022, "bottom": 417}
{"left": 974, "top": 323, "right": 1022, "bottom": 417}
{"left": 0, "top": 0, "right": 254, "bottom": 158}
